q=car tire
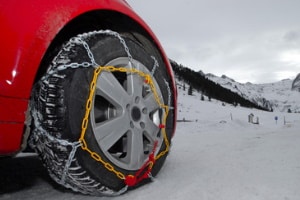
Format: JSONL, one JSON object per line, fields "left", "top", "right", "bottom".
{"left": 30, "top": 30, "right": 175, "bottom": 196}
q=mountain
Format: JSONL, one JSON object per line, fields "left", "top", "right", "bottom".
{"left": 170, "top": 60, "right": 300, "bottom": 113}
{"left": 207, "top": 74, "right": 300, "bottom": 113}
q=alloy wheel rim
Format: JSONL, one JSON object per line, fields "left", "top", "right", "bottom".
{"left": 90, "top": 58, "right": 164, "bottom": 170}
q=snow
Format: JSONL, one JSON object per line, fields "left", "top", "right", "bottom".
{"left": 1, "top": 86, "right": 300, "bottom": 200}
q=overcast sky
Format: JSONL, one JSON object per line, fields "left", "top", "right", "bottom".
{"left": 127, "top": 0, "right": 300, "bottom": 83}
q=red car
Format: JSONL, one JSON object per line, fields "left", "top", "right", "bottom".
{"left": 0, "top": 0, "right": 176, "bottom": 196}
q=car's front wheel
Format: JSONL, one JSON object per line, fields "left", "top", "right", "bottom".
{"left": 29, "top": 30, "right": 175, "bottom": 196}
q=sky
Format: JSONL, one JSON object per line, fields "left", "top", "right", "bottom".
{"left": 127, "top": 0, "right": 300, "bottom": 83}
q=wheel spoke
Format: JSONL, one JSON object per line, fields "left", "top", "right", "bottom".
{"left": 144, "top": 117, "right": 160, "bottom": 140}
{"left": 126, "top": 128, "right": 145, "bottom": 168}
{"left": 96, "top": 71, "right": 130, "bottom": 107}
{"left": 94, "top": 115, "right": 130, "bottom": 151}
{"left": 144, "top": 93, "right": 160, "bottom": 113}
{"left": 127, "top": 73, "right": 143, "bottom": 96}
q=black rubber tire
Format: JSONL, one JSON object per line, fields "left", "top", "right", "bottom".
{"left": 30, "top": 31, "right": 175, "bottom": 196}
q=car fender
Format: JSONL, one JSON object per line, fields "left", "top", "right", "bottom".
{"left": 0, "top": 0, "right": 173, "bottom": 99}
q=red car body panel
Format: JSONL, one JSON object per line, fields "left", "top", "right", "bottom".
{"left": 0, "top": 0, "right": 176, "bottom": 155}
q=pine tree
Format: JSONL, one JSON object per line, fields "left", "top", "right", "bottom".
{"left": 188, "top": 85, "right": 193, "bottom": 96}
{"left": 201, "top": 94, "right": 205, "bottom": 101}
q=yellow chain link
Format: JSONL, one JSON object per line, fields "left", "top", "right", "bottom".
{"left": 79, "top": 66, "right": 170, "bottom": 180}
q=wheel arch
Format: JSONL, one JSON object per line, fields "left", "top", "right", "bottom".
{"left": 35, "top": 10, "right": 165, "bottom": 83}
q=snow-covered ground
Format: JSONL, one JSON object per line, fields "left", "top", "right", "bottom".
{"left": 1, "top": 87, "right": 300, "bottom": 200}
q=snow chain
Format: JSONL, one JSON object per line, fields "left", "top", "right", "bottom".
{"left": 80, "top": 65, "right": 170, "bottom": 184}
{"left": 31, "top": 30, "right": 171, "bottom": 191}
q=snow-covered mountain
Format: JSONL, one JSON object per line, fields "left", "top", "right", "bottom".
{"left": 206, "top": 73, "right": 300, "bottom": 113}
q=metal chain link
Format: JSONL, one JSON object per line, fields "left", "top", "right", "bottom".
{"left": 150, "top": 56, "right": 159, "bottom": 76}
{"left": 41, "top": 30, "right": 133, "bottom": 82}
{"left": 73, "top": 37, "right": 98, "bottom": 66}
{"left": 164, "top": 78, "right": 172, "bottom": 109}
{"left": 77, "top": 30, "right": 133, "bottom": 64}
{"left": 60, "top": 141, "right": 82, "bottom": 184}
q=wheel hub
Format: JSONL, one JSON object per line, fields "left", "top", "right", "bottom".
{"left": 131, "top": 106, "right": 141, "bottom": 121}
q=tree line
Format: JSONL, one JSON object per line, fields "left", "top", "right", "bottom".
{"left": 170, "top": 60, "right": 270, "bottom": 111}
